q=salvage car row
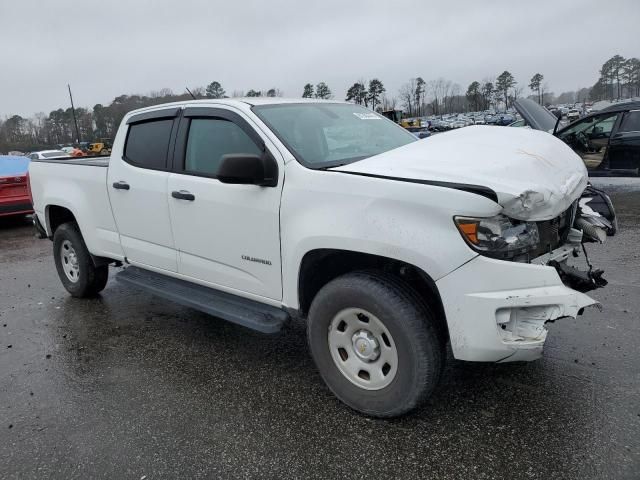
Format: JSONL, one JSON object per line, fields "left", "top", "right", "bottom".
{"left": 408, "top": 112, "right": 518, "bottom": 132}
{"left": 406, "top": 100, "right": 640, "bottom": 176}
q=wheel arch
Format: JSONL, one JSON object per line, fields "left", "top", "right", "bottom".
{"left": 296, "top": 248, "right": 448, "bottom": 340}
{"left": 45, "top": 204, "right": 113, "bottom": 267}
{"left": 45, "top": 204, "right": 77, "bottom": 238}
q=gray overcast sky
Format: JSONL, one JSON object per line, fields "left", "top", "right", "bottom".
{"left": 1, "top": 0, "right": 638, "bottom": 117}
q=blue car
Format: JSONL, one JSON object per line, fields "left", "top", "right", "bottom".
{"left": 405, "top": 127, "right": 431, "bottom": 139}
{"left": 494, "top": 114, "right": 516, "bottom": 126}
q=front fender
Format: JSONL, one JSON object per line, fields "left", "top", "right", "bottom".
{"left": 280, "top": 163, "right": 500, "bottom": 309}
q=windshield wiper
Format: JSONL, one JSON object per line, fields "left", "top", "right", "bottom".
{"left": 315, "top": 155, "right": 372, "bottom": 170}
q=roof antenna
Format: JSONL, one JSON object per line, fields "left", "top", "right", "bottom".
{"left": 185, "top": 87, "right": 197, "bottom": 100}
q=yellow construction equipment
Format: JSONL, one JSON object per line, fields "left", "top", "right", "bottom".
{"left": 380, "top": 110, "right": 421, "bottom": 128}
{"left": 87, "top": 139, "right": 112, "bottom": 156}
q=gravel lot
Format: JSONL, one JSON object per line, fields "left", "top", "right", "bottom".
{"left": 1, "top": 184, "right": 639, "bottom": 479}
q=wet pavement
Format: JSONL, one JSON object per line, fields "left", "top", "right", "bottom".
{"left": 1, "top": 186, "right": 639, "bottom": 479}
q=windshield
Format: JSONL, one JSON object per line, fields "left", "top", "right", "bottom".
{"left": 253, "top": 103, "right": 416, "bottom": 168}
{"left": 557, "top": 113, "right": 618, "bottom": 138}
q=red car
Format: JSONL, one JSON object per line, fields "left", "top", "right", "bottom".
{"left": 0, "top": 156, "right": 33, "bottom": 217}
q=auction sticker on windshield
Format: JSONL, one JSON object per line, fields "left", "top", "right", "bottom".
{"left": 353, "top": 112, "right": 381, "bottom": 120}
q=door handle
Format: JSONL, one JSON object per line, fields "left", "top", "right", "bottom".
{"left": 112, "top": 181, "right": 130, "bottom": 190}
{"left": 171, "top": 190, "right": 195, "bottom": 201}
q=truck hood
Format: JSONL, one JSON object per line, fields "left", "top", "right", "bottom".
{"left": 333, "top": 125, "right": 588, "bottom": 221}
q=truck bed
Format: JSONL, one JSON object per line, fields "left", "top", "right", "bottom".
{"left": 28, "top": 156, "right": 124, "bottom": 261}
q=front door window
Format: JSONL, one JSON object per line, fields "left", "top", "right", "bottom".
{"left": 557, "top": 113, "right": 618, "bottom": 169}
{"left": 184, "top": 118, "right": 262, "bottom": 176}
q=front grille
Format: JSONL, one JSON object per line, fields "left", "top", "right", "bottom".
{"left": 537, "top": 220, "right": 560, "bottom": 253}
{"left": 530, "top": 202, "right": 576, "bottom": 258}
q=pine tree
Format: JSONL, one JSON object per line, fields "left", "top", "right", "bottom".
{"left": 302, "top": 84, "right": 314, "bottom": 98}
{"left": 315, "top": 82, "right": 332, "bottom": 99}
{"left": 205, "top": 81, "right": 226, "bottom": 98}
{"left": 367, "top": 79, "right": 385, "bottom": 111}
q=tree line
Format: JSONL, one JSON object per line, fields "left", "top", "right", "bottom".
{"left": 1, "top": 54, "right": 638, "bottom": 154}
{"left": 0, "top": 83, "right": 286, "bottom": 153}
{"left": 372, "top": 54, "right": 638, "bottom": 118}
{"left": 591, "top": 55, "right": 640, "bottom": 101}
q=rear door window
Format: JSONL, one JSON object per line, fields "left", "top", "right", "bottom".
{"left": 124, "top": 119, "right": 174, "bottom": 169}
{"left": 619, "top": 111, "right": 640, "bottom": 133}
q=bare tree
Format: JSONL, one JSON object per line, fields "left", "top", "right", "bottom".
{"left": 429, "top": 78, "right": 452, "bottom": 116}
{"left": 513, "top": 85, "right": 524, "bottom": 101}
{"left": 480, "top": 77, "right": 495, "bottom": 110}
{"left": 448, "top": 83, "right": 461, "bottom": 113}
{"left": 190, "top": 86, "right": 206, "bottom": 98}
{"left": 381, "top": 95, "right": 397, "bottom": 111}
{"left": 398, "top": 83, "right": 414, "bottom": 116}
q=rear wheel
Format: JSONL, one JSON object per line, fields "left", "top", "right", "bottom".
{"left": 307, "top": 271, "right": 445, "bottom": 417}
{"left": 53, "top": 222, "right": 108, "bottom": 297}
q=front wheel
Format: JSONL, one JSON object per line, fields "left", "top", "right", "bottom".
{"left": 307, "top": 272, "right": 445, "bottom": 418}
{"left": 53, "top": 222, "right": 108, "bottom": 298}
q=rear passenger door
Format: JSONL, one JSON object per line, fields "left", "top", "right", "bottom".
{"left": 107, "top": 108, "right": 179, "bottom": 272}
{"left": 167, "top": 106, "right": 284, "bottom": 300}
{"left": 608, "top": 110, "right": 640, "bottom": 172}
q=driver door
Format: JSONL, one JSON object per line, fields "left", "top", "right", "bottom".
{"left": 167, "top": 106, "right": 285, "bottom": 301}
{"left": 557, "top": 113, "right": 619, "bottom": 170}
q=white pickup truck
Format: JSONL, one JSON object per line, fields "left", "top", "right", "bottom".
{"left": 28, "top": 98, "right": 616, "bottom": 417}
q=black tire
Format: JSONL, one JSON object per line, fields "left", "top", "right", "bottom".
{"left": 307, "top": 271, "right": 445, "bottom": 418}
{"left": 53, "top": 222, "right": 108, "bottom": 298}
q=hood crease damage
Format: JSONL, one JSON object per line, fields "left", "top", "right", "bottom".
{"left": 334, "top": 125, "right": 588, "bottom": 221}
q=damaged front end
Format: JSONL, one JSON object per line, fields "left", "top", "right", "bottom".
{"left": 531, "top": 184, "right": 616, "bottom": 293}
{"left": 488, "top": 185, "right": 617, "bottom": 360}
{"left": 444, "top": 184, "right": 617, "bottom": 362}
{"left": 493, "top": 290, "right": 596, "bottom": 362}
{"left": 455, "top": 184, "right": 617, "bottom": 294}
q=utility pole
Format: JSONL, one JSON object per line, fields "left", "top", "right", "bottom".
{"left": 68, "top": 84, "right": 81, "bottom": 144}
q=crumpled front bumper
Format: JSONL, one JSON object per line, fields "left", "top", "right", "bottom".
{"left": 436, "top": 254, "right": 597, "bottom": 362}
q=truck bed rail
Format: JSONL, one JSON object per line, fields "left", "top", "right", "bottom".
{"left": 30, "top": 156, "right": 109, "bottom": 167}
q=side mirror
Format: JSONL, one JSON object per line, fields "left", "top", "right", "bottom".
{"left": 217, "top": 153, "right": 278, "bottom": 187}
{"left": 553, "top": 110, "right": 562, "bottom": 119}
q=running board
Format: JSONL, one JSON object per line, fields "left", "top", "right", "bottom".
{"left": 116, "top": 267, "right": 288, "bottom": 334}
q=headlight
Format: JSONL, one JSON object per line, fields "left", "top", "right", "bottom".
{"left": 454, "top": 214, "right": 539, "bottom": 260}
